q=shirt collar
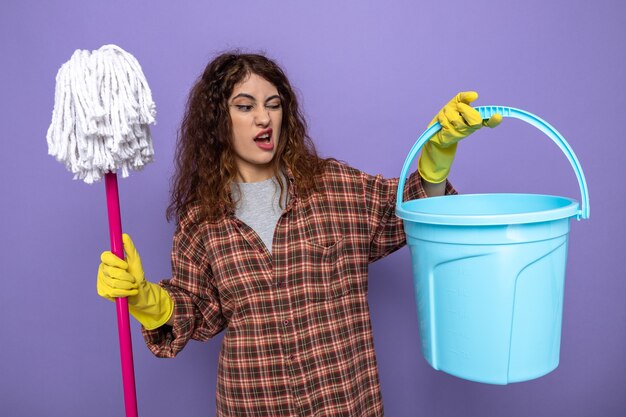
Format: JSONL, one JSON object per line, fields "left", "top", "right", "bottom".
{"left": 224, "top": 167, "right": 299, "bottom": 218}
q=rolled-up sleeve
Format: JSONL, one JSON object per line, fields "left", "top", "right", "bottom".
{"left": 362, "top": 170, "right": 456, "bottom": 263}
{"left": 141, "top": 211, "right": 226, "bottom": 358}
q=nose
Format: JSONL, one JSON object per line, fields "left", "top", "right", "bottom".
{"left": 254, "top": 107, "right": 270, "bottom": 126}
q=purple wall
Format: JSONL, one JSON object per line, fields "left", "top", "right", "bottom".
{"left": 1, "top": 1, "right": 624, "bottom": 416}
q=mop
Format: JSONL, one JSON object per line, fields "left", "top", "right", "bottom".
{"left": 46, "top": 44, "right": 156, "bottom": 417}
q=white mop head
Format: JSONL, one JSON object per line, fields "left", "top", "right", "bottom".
{"left": 46, "top": 44, "right": 156, "bottom": 184}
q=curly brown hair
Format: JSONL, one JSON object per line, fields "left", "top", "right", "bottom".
{"left": 167, "top": 51, "right": 329, "bottom": 222}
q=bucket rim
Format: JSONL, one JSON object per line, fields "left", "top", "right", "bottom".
{"left": 396, "top": 193, "right": 580, "bottom": 226}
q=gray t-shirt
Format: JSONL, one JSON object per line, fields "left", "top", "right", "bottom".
{"left": 231, "top": 175, "right": 287, "bottom": 253}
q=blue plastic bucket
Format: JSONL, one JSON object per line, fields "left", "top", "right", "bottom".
{"left": 396, "top": 106, "right": 589, "bottom": 385}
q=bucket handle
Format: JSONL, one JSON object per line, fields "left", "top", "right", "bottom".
{"left": 396, "top": 106, "right": 590, "bottom": 220}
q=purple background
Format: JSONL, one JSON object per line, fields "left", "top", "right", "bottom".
{"left": 1, "top": 1, "right": 624, "bottom": 416}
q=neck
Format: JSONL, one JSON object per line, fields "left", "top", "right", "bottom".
{"left": 236, "top": 166, "right": 275, "bottom": 183}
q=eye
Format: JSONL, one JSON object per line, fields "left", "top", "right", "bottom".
{"left": 266, "top": 102, "right": 282, "bottom": 110}
{"left": 234, "top": 105, "right": 253, "bottom": 112}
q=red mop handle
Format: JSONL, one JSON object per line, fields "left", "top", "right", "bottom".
{"left": 105, "top": 172, "right": 139, "bottom": 417}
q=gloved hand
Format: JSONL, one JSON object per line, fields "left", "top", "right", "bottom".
{"left": 418, "top": 91, "right": 502, "bottom": 183}
{"left": 97, "top": 234, "right": 174, "bottom": 330}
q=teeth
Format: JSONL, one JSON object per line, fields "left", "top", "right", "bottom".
{"left": 257, "top": 134, "right": 269, "bottom": 139}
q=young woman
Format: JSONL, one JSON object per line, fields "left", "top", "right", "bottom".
{"left": 97, "top": 52, "right": 501, "bottom": 416}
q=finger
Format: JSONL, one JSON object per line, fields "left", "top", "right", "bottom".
{"left": 101, "top": 285, "right": 139, "bottom": 298}
{"left": 437, "top": 107, "right": 453, "bottom": 132}
{"left": 483, "top": 113, "right": 502, "bottom": 128}
{"left": 442, "top": 105, "right": 467, "bottom": 130}
{"left": 102, "top": 264, "right": 137, "bottom": 284}
{"left": 122, "top": 234, "right": 143, "bottom": 276}
{"left": 122, "top": 234, "right": 138, "bottom": 261}
{"left": 101, "top": 251, "right": 128, "bottom": 269}
{"left": 97, "top": 269, "right": 139, "bottom": 298}
{"left": 115, "top": 289, "right": 139, "bottom": 298}
{"left": 96, "top": 276, "right": 116, "bottom": 301}
{"left": 456, "top": 103, "right": 483, "bottom": 127}
{"left": 456, "top": 91, "right": 479, "bottom": 105}
{"left": 101, "top": 272, "right": 139, "bottom": 290}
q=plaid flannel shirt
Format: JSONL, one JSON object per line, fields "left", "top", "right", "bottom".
{"left": 142, "top": 160, "right": 455, "bottom": 416}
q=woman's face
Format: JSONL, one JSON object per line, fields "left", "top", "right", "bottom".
{"left": 228, "top": 73, "right": 283, "bottom": 182}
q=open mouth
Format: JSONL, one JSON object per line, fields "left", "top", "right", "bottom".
{"left": 254, "top": 128, "right": 274, "bottom": 150}
{"left": 254, "top": 132, "right": 271, "bottom": 144}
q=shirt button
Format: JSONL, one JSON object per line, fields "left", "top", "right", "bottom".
{"left": 276, "top": 280, "right": 285, "bottom": 288}
{"left": 283, "top": 320, "right": 290, "bottom": 326}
